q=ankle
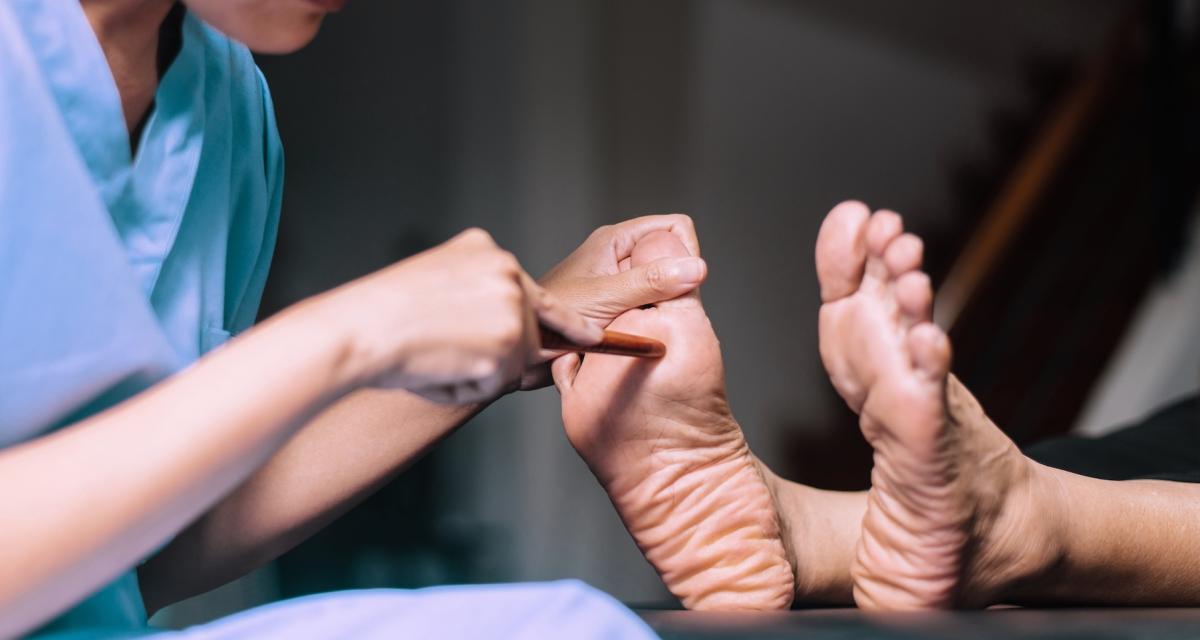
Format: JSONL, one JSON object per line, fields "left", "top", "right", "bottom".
{"left": 941, "top": 376, "right": 1066, "bottom": 605}
{"left": 985, "top": 458, "right": 1070, "bottom": 605}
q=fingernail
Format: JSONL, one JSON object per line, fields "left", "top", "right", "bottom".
{"left": 666, "top": 257, "right": 706, "bottom": 284}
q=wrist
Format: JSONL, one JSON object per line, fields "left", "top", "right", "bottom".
{"left": 276, "top": 291, "right": 371, "bottom": 396}
{"left": 993, "top": 460, "right": 1073, "bottom": 605}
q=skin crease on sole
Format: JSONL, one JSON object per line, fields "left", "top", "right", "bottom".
{"left": 554, "top": 230, "right": 795, "bottom": 611}
{"left": 815, "top": 201, "right": 1059, "bottom": 609}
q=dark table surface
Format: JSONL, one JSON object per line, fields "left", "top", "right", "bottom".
{"left": 638, "top": 608, "right": 1200, "bottom": 640}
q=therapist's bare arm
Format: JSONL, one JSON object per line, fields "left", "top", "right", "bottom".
{"left": 0, "top": 229, "right": 596, "bottom": 637}
{"left": 137, "top": 215, "right": 709, "bottom": 612}
{"left": 139, "top": 390, "right": 485, "bottom": 614}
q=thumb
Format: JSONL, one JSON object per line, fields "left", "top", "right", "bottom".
{"left": 586, "top": 256, "right": 707, "bottom": 318}
{"left": 551, "top": 351, "right": 583, "bottom": 394}
{"left": 521, "top": 272, "right": 603, "bottom": 346}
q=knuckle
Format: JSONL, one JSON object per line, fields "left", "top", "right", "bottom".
{"left": 471, "top": 357, "right": 500, "bottom": 381}
{"left": 643, "top": 263, "right": 667, "bottom": 292}
{"left": 460, "top": 227, "right": 494, "bottom": 245}
{"left": 493, "top": 278, "right": 523, "bottom": 305}
{"left": 669, "top": 213, "right": 695, "bottom": 228}
{"left": 486, "top": 249, "right": 519, "bottom": 275}
{"left": 588, "top": 224, "right": 616, "bottom": 242}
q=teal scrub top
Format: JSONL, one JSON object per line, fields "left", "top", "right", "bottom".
{"left": 0, "top": 0, "right": 283, "bottom": 633}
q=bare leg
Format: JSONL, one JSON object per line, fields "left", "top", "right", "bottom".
{"left": 759, "top": 470, "right": 865, "bottom": 603}
{"left": 814, "top": 201, "right": 1200, "bottom": 608}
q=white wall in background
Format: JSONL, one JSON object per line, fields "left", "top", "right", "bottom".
{"left": 1074, "top": 213, "right": 1200, "bottom": 435}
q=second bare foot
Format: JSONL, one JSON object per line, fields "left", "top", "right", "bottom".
{"left": 815, "top": 202, "right": 1064, "bottom": 609}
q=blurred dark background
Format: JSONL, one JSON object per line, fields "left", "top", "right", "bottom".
{"left": 155, "top": 0, "right": 1200, "bottom": 625}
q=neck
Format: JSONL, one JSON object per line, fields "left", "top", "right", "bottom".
{"left": 80, "top": 0, "right": 176, "bottom": 141}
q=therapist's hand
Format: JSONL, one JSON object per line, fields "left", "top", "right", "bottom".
{"left": 520, "top": 214, "right": 708, "bottom": 389}
{"left": 316, "top": 228, "right": 601, "bottom": 404}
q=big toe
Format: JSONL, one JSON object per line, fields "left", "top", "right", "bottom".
{"left": 633, "top": 230, "right": 706, "bottom": 310}
{"left": 632, "top": 229, "right": 692, "bottom": 265}
{"left": 815, "top": 201, "right": 871, "bottom": 302}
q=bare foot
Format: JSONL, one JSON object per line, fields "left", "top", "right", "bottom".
{"left": 815, "top": 202, "right": 1062, "bottom": 609}
{"left": 554, "top": 231, "right": 794, "bottom": 610}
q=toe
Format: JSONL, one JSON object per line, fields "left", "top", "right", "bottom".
{"left": 907, "top": 323, "right": 951, "bottom": 381}
{"left": 631, "top": 230, "right": 691, "bottom": 265}
{"left": 895, "top": 272, "right": 933, "bottom": 326}
{"left": 883, "top": 234, "right": 924, "bottom": 278}
{"left": 866, "top": 211, "right": 904, "bottom": 257}
{"left": 815, "top": 201, "right": 871, "bottom": 302}
{"left": 864, "top": 211, "right": 904, "bottom": 284}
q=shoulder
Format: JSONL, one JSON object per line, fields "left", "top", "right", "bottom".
{"left": 188, "top": 14, "right": 284, "bottom": 186}
{"left": 181, "top": 14, "right": 285, "bottom": 334}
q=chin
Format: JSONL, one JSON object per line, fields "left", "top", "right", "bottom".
{"left": 229, "top": 14, "right": 324, "bottom": 54}
{"left": 184, "top": 1, "right": 327, "bottom": 54}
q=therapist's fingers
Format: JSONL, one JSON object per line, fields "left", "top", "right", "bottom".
{"left": 603, "top": 213, "right": 703, "bottom": 260}
{"left": 551, "top": 352, "right": 583, "bottom": 393}
{"left": 572, "top": 256, "right": 708, "bottom": 318}
{"left": 520, "top": 272, "right": 603, "bottom": 346}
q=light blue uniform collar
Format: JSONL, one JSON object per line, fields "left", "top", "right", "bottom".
{"left": 21, "top": 1, "right": 208, "bottom": 299}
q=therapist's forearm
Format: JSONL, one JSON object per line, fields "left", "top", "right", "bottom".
{"left": 0, "top": 301, "right": 354, "bottom": 638}
{"left": 139, "top": 390, "right": 485, "bottom": 613}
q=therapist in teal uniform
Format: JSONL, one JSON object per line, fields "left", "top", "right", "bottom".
{"left": 0, "top": 0, "right": 709, "bottom": 636}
